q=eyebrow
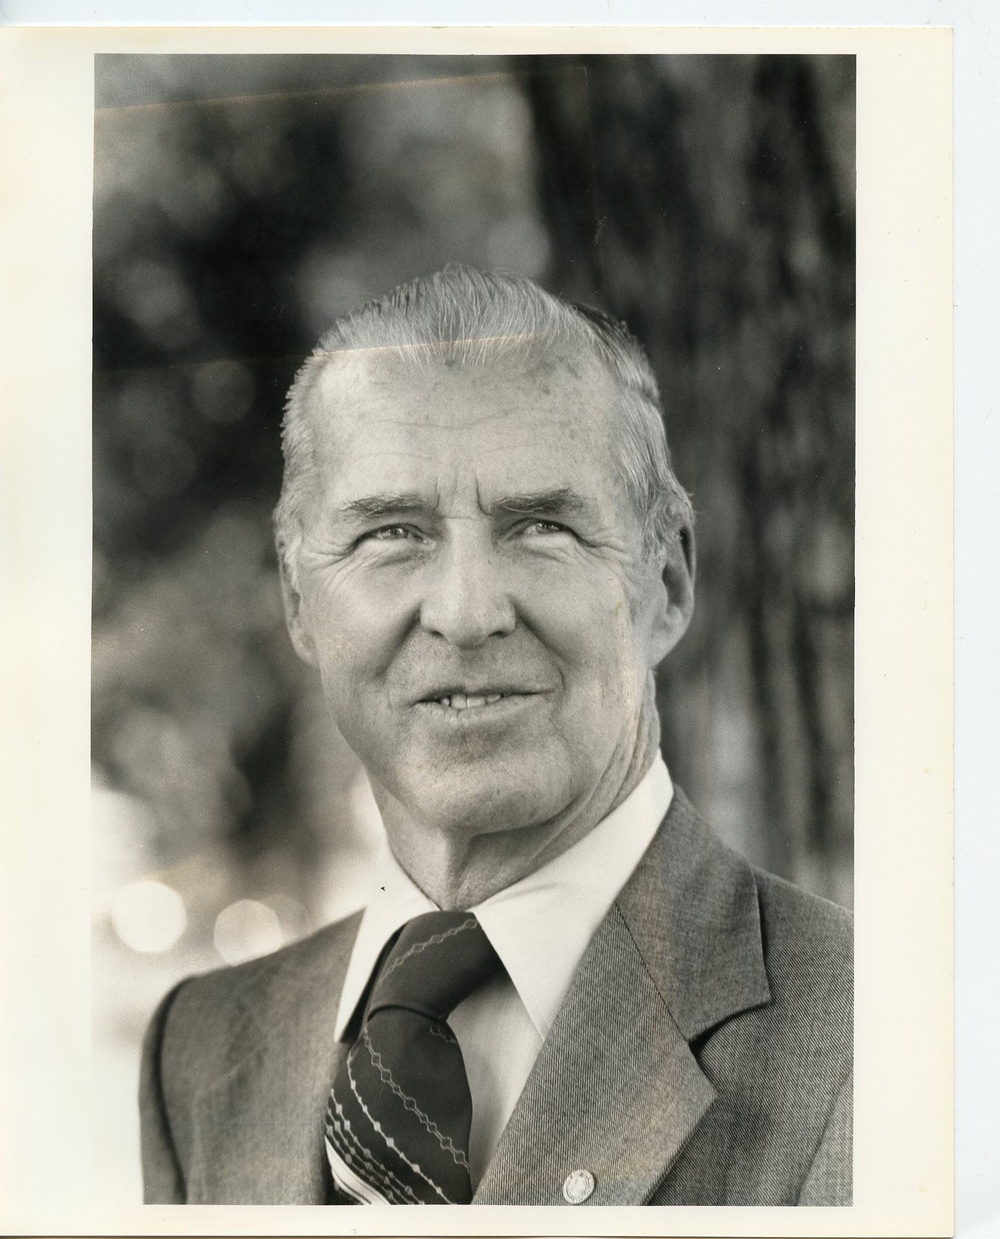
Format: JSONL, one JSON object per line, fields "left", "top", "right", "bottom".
{"left": 488, "top": 488, "right": 589, "bottom": 520}
{"left": 338, "top": 492, "right": 430, "bottom": 521}
{"left": 336, "top": 487, "right": 590, "bottom": 523}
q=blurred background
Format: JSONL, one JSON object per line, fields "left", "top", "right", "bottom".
{"left": 92, "top": 52, "right": 855, "bottom": 1201}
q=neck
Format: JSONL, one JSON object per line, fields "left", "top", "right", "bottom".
{"left": 373, "top": 687, "right": 662, "bottom": 910}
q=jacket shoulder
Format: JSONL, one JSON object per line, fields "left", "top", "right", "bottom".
{"left": 754, "top": 866, "right": 852, "bottom": 1004}
{"left": 155, "top": 912, "right": 361, "bottom": 1096}
{"left": 750, "top": 866, "right": 853, "bottom": 1077}
{"left": 140, "top": 911, "right": 362, "bottom": 1203}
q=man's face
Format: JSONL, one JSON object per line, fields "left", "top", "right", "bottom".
{"left": 285, "top": 343, "right": 690, "bottom": 849}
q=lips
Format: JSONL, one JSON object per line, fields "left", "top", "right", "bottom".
{"left": 416, "top": 687, "right": 541, "bottom": 711}
{"left": 429, "top": 691, "right": 509, "bottom": 710}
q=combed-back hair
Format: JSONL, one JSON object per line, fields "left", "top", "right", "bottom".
{"left": 275, "top": 265, "right": 693, "bottom": 583}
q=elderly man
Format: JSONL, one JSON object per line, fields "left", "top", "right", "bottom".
{"left": 140, "top": 266, "right": 852, "bottom": 1207}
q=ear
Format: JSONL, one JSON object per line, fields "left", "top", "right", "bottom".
{"left": 648, "top": 524, "right": 696, "bottom": 666}
{"left": 278, "top": 549, "right": 318, "bottom": 666}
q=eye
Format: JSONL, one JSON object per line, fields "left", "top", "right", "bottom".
{"left": 522, "top": 519, "right": 569, "bottom": 536}
{"left": 360, "top": 524, "right": 425, "bottom": 545}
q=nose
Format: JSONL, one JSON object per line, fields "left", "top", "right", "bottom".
{"left": 419, "top": 525, "right": 516, "bottom": 647}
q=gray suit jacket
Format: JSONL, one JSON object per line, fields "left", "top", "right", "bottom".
{"left": 140, "top": 789, "right": 852, "bottom": 1206}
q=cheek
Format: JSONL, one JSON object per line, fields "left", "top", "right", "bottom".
{"left": 528, "top": 579, "right": 639, "bottom": 698}
{"left": 305, "top": 621, "right": 391, "bottom": 733}
{"left": 301, "top": 570, "right": 409, "bottom": 678}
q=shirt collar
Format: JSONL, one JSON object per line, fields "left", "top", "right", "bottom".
{"left": 333, "top": 755, "right": 673, "bottom": 1041}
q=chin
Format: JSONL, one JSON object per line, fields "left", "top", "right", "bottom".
{"left": 403, "top": 763, "right": 574, "bottom": 841}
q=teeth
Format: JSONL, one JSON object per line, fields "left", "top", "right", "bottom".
{"left": 433, "top": 692, "right": 506, "bottom": 709}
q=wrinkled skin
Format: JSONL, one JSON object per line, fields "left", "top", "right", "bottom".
{"left": 282, "top": 343, "right": 694, "bottom": 908}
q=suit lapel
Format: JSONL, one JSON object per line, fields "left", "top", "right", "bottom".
{"left": 474, "top": 789, "right": 771, "bottom": 1206}
{"left": 474, "top": 901, "right": 716, "bottom": 1205}
{"left": 187, "top": 915, "right": 361, "bottom": 1205}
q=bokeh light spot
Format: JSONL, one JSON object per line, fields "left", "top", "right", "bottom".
{"left": 191, "top": 359, "right": 255, "bottom": 425}
{"left": 213, "top": 899, "right": 285, "bottom": 965}
{"left": 111, "top": 880, "right": 187, "bottom": 954}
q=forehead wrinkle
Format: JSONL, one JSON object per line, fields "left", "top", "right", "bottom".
{"left": 318, "top": 355, "right": 618, "bottom": 446}
{"left": 350, "top": 412, "right": 533, "bottom": 436}
{"left": 345, "top": 447, "right": 445, "bottom": 466}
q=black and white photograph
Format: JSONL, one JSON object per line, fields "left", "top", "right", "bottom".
{"left": 91, "top": 51, "right": 855, "bottom": 1208}
{"left": 0, "top": 21, "right": 957, "bottom": 1238}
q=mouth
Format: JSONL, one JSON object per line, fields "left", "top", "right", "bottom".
{"left": 417, "top": 689, "right": 539, "bottom": 712}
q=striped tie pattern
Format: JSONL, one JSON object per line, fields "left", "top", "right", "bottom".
{"left": 324, "top": 910, "right": 502, "bottom": 1205}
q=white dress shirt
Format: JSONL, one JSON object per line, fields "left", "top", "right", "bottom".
{"left": 333, "top": 754, "right": 673, "bottom": 1186}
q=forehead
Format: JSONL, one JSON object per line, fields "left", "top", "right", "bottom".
{"left": 305, "top": 343, "right": 625, "bottom": 500}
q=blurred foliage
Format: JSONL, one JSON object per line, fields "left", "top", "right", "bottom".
{"left": 519, "top": 55, "right": 855, "bottom": 897}
{"left": 92, "top": 53, "right": 855, "bottom": 947}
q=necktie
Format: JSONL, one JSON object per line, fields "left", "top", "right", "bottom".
{"left": 324, "top": 910, "right": 502, "bottom": 1205}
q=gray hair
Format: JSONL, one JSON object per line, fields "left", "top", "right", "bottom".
{"left": 275, "top": 265, "right": 693, "bottom": 583}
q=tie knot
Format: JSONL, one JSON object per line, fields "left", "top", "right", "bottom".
{"left": 368, "top": 910, "right": 501, "bottom": 1022}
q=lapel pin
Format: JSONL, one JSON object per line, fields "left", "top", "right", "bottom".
{"left": 562, "top": 1169, "right": 596, "bottom": 1204}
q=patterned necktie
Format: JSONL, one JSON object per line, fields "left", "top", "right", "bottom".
{"left": 324, "top": 910, "right": 502, "bottom": 1205}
